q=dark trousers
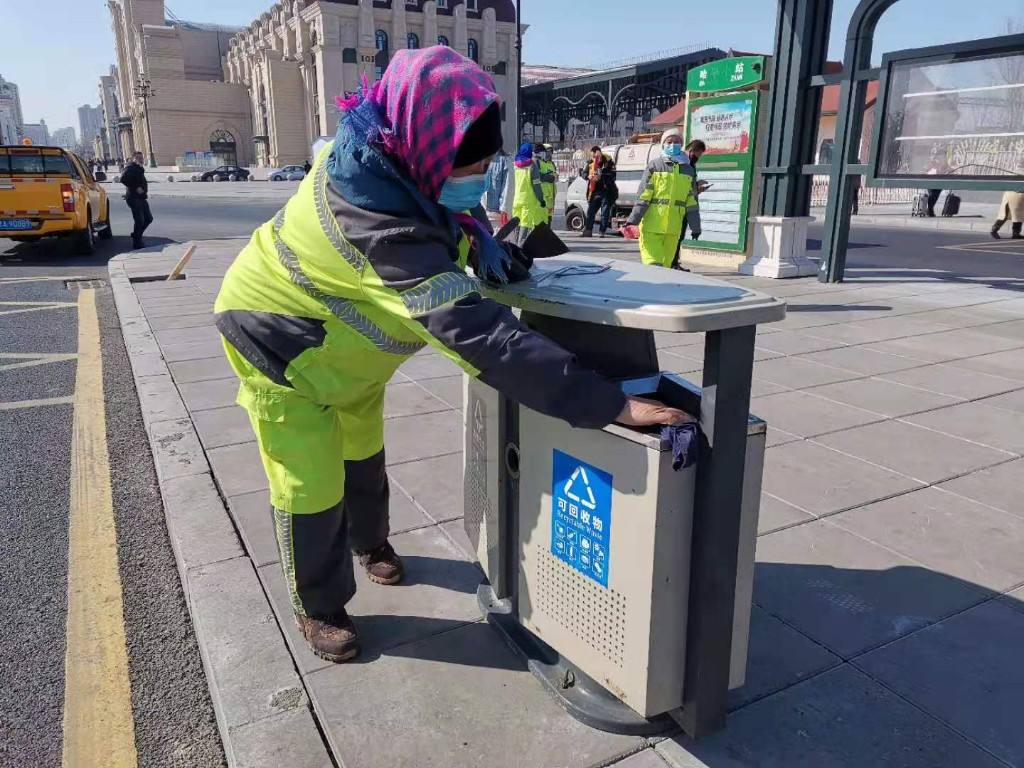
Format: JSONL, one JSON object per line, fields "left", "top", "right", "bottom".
{"left": 127, "top": 197, "right": 153, "bottom": 243}
{"left": 992, "top": 219, "right": 1022, "bottom": 237}
{"left": 926, "top": 189, "right": 941, "bottom": 217}
{"left": 584, "top": 195, "right": 615, "bottom": 234}
{"left": 274, "top": 451, "right": 390, "bottom": 619}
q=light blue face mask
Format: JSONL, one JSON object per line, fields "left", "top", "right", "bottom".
{"left": 438, "top": 173, "right": 488, "bottom": 212}
{"left": 663, "top": 143, "right": 684, "bottom": 160}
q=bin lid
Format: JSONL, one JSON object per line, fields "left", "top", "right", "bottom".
{"left": 482, "top": 256, "right": 787, "bottom": 332}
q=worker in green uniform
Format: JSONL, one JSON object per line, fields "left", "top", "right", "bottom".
{"left": 213, "top": 47, "right": 688, "bottom": 664}
{"left": 536, "top": 143, "right": 557, "bottom": 224}
{"left": 622, "top": 128, "right": 701, "bottom": 267}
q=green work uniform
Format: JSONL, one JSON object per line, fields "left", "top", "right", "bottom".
{"left": 626, "top": 156, "right": 701, "bottom": 267}
{"left": 537, "top": 157, "right": 557, "bottom": 222}
{"left": 214, "top": 144, "right": 624, "bottom": 619}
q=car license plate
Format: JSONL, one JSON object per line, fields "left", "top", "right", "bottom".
{"left": 0, "top": 218, "right": 32, "bottom": 231}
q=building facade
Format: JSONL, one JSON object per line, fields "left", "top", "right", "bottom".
{"left": 78, "top": 104, "right": 105, "bottom": 150}
{"left": 0, "top": 75, "right": 24, "bottom": 140}
{"left": 22, "top": 121, "right": 50, "bottom": 145}
{"left": 51, "top": 126, "right": 78, "bottom": 149}
{"left": 225, "top": 0, "right": 520, "bottom": 168}
{"left": 107, "top": 0, "right": 254, "bottom": 166}
{"left": 0, "top": 106, "right": 17, "bottom": 145}
{"left": 97, "top": 68, "right": 122, "bottom": 159}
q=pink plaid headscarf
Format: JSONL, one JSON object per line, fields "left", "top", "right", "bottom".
{"left": 338, "top": 46, "right": 501, "bottom": 201}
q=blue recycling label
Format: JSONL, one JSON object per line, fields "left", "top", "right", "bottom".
{"left": 551, "top": 449, "right": 612, "bottom": 587}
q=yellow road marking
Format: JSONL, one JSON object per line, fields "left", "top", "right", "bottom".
{"left": 62, "top": 288, "right": 138, "bottom": 768}
{"left": 0, "top": 395, "right": 73, "bottom": 411}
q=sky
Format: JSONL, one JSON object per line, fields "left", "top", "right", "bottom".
{"left": 2, "top": 0, "right": 1022, "bottom": 132}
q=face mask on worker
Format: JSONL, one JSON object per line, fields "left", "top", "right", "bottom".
{"left": 663, "top": 143, "right": 683, "bottom": 160}
{"left": 437, "top": 173, "right": 488, "bottom": 212}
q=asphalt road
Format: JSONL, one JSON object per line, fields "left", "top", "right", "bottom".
{"left": 0, "top": 195, "right": 280, "bottom": 768}
{"left": 1, "top": 193, "right": 1018, "bottom": 767}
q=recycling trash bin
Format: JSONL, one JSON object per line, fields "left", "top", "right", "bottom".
{"left": 462, "top": 256, "right": 786, "bottom": 738}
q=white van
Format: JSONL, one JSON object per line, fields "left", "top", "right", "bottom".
{"left": 564, "top": 142, "right": 662, "bottom": 232}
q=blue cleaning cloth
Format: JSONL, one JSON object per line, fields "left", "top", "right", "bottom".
{"left": 661, "top": 422, "right": 700, "bottom": 471}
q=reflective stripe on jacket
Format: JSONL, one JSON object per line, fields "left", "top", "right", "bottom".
{"left": 626, "top": 155, "right": 701, "bottom": 236}
{"left": 214, "top": 144, "right": 624, "bottom": 429}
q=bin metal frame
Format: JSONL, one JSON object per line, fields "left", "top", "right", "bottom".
{"left": 467, "top": 257, "right": 785, "bottom": 738}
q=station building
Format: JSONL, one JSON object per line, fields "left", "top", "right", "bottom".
{"left": 107, "top": 0, "right": 253, "bottom": 166}
{"left": 224, "top": 0, "right": 520, "bottom": 167}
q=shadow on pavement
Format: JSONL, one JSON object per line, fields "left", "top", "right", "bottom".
{"left": 787, "top": 303, "right": 894, "bottom": 313}
{"left": 0, "top": 235, "right": 177, "bottom": 268}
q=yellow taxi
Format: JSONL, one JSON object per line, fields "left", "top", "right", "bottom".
{"left": 0, "top": 143, "right": 111, "bottom": 254}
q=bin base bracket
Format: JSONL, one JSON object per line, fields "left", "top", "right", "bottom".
{"left": 477, "top": 585, "right": 675, "bottom": 737}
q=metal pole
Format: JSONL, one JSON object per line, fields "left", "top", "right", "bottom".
{"left": 143, "top": 92, "right": 156, "bottom": 169}
{"left": 515, "top": 0, "right": 522, "bottom": 141}
{"left": 819, "top": 0, "right": 898, "bottom": 282}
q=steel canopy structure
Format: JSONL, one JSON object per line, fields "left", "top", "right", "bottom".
{"left": 521, "top": 47, "right": 726, "bottom": 143}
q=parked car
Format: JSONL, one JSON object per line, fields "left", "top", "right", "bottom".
{"left": 564, "top": 143, "right": 659, "bottom": 232}
{"left": 268, "top": 165, "right": 307, "bottom": 182}
{"left": 0, "top": 144, "right": 111, "bottom": 254}
{"left": 198, "top": 165, "right": 250, "bottom": 182}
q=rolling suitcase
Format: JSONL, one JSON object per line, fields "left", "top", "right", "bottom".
{"left": 911, "top": 192, "right": 930, "bottom": 218}
{"left": 941, "top": 192, "right": 961, "bottom": 217}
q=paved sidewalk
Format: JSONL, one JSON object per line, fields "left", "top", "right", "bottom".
{"left": 811, "top": 201, "right": 998, "bottom": 232}
{"left": 111, "top": 236, "right": 1024, "bottom": 768}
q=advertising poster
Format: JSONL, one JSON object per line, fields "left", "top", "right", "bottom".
{"left": 688, "top": 100, "right": 755, "bottom": 156}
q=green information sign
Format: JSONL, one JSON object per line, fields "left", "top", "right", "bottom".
{"left": 686, "top": 56, "right": 765, "bottom": 93}
{"left": 683, "top": 91, "right": 760, "bottom": 254}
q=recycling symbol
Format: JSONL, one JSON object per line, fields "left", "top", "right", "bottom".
{"left": 563, "top": 465, "right": 597, "bottom": 511}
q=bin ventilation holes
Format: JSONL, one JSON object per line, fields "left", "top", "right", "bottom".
{"left": 535, "top": 549, "right": 626, "bottom": 668}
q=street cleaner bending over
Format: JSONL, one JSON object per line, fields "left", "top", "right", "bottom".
{"left": 622, "top": 128, "right": 701, "bottom": 266}
{"left": 213, "top": 46, "right": 688, "bottom": 663}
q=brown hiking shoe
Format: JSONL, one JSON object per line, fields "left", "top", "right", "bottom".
{"left": 357, "top": 541, "right": 404, "bottom": 585}
{"left": 295, "top": 611, "right": 360, "bottom": 663}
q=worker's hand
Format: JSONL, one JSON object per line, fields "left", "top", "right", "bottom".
{"left": 621, "top": 224, "right": 640, "bottom": 240}
{"left": 616, "top": 396, "right": 695, "bottom": 427}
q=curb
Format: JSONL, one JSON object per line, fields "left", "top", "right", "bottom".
{"left": 810, "top": 210, "right": 995, "bottom": 233}
{"left": 108, "top": 250, "right": 334, "bottom": 768}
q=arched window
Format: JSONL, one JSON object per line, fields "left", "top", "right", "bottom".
{"left": 437, "top": 35, "right": 449, "bottom": 47}
{"left": 467, "top": 38, "right": 479, "bottom": 62}
{"left": 375, "top": 30, "right": 389, "bottom": 80}
{"left": 407, "top": 32, "right": 419, "bottom": 49}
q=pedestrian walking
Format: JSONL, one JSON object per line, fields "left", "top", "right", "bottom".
{"left": 580, "top": 146, "right": 618, "bottom": 238}
{"left": 511, "top": 141, "right": 548, "bottom": 241}
{"left": 621, "top": 128, "right": 701, "bottom": 266}
{"left": 536, "top": 143, "right": 557, "bottom": 224}
{"left": 120, "top": 151, "right": 153, "bottom": 250}
{"left": 483, "top": 147, "right": 509, "bottom": 216}
{"left": 991, "top": 189, "right": 1023, "bottom": 239}
{"left": 212, "top": 46, "right": 688, "bottom": 664}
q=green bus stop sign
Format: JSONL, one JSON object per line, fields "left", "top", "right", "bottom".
{"left": 687, "top": 56, "right": 766, "bottom": 93}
